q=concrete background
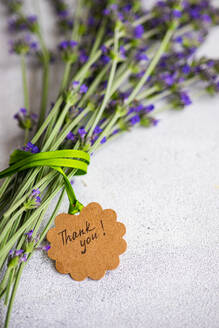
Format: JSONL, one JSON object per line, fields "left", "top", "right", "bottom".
{"left": 0, "top": 1, "right": 219, "bottom": 327}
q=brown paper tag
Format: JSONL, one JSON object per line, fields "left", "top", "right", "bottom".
{"left": 47, "top": 202, "right": 127, "bottom": 281}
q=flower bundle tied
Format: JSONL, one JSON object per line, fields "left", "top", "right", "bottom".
{"left": 0, "top": 149, "right": 90, "bottom": 214}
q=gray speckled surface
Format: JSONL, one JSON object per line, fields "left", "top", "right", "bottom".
{"left": 0, "top": 1, "right": 219, "bottom": 327}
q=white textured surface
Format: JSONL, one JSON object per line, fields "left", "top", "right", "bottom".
{"left": 0, "top": 1, "right": 219, "bottom": 328}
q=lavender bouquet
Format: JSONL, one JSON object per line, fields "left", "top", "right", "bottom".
{"left": 0, "top": 0, "right": 219, "bottom": 326}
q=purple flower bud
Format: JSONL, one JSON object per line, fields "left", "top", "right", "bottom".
{"left": 32, "top": 189, "right": 40, "bottom": 196}
{"left": 182, "top": 64, "right": 191, "bottom": 74}
{"left": 144, "top": 104, "right": 155, "bottom": 113}
{"left": 30, "top": 113, "right": 38, "bottom": 121}
{"left": 103, "top": 8, "right": 110, "bottom": 16}
{"left": 162, "top": 73, "right": 175, "bottom": 86}
{"left": 175, "top": 36, "right": 183, "bottom": 44}
{"left": 93, "top": 126, "right": 103, "bottom": 135}
{"left": 134, "top": 25, "right": 144, "bottom": 39}
{"left": 32, "top": 145, "right": 40, "bottom": 153}
{"left": 78, "top": 126, "right": 86, "bottom": 138}
{"left": 152, "top": 118, "right": 159, "bottom": 126}
{"left": 117, "top": 12, "right": 124, "bottom": 22}
{"left": 28, "top": 15, "right": 37, "bottom": 24}
{"left": 190, "top": 9, "right": 200, "bottom": 19}
{"left": 110, "top": 4, "right": 118, "bottom": 10}
{"left": 120, "top": 46, "right": 126, "bottom": 59}
{"left": 20, "top": 253, "right": 28, "bottom": 262}
{"left": 112, "top": 128, "right": 120, "bottom": 135}
{"left": 202, "top": 14, "right": 211, "bottom": 23}
{"left": 127, "top": 107, "right": 135, "bottom": 115}
{"left": 72, "top": 80, "right": 80, "bottom": 88}
{"left": 9, "top": 249, "right": 14, "bottom": 256}
{"left": 80, "top": 84, "right": 88, "bottom": 94}
{"left": 100, "top": 136, "right": 107, "bottom": 144}
{"left": 79, "top": 51, "right": 88, "bottom": 63}
{"left": 206, "top": 60, "right": 215, "bottom": 68}
{"left": 101, "top": 55, "right": 111, "bottom": 64}
{"left": 180, "top": 92, "right": 192, "bottom": 106}
{"left": 25, "top": 229, "right": 34, "bottom": 238}
{"left": 58, "top": 10, "right": 69, "bottom": 18}
{"left": 123, "top": 4, "right": 132, "bottom": 12}
{"left": 157, "top": 1, "right": 166, "bottom": 7}
{"left": 42, "top": 244, "right": 51, "bottom": 251}
{"left": 20, "top": 107, "right": 27, "bottom": 115}
{"left": 136, "top": 52, "right": 148, "bottom": 62}
{"left": 58, "top": 40, "right": 68, "bottom": 50}
{"left": 69, "top": 40, "right": 78, "bottom": 48}
{"left": 135, "top": 104, "right": 144, "bottom": 112}
{"left": 66, "top": 131, "right": 75, "bottom": 141}
{"left": 15, "top": 249, "right": 24, "bottom": 256}
{"left": 88, "top": 16, "right": 95, "bottom": 26}
{"left": 30, "top": 42, "right": 38, "bottom": 50}
{"left": 35, "top": 196, "right": 41, "bottom": 204}
{"left": 129, "top": 115, "right": 140, "bottom": 125}
{"left": 173, "top": 9, "right": 182, "bottom": 18}
{"left": 101, "top": 45, "right": 108, "bottom": 54}
{"left": 23, "top": 142, "right": 40, "bottom": 153}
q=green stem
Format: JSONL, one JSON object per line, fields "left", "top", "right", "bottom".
{"left": 21, "top": 55, "right": 29, "bottom": 110}
{"left": 21, "top": 54, "right": 29, "bottom": 144}
{"left": 35, "top": 27, "right": 50, "bottom": 130}
{"left": 31, "top": 96, "right": 63, "bottom": 144}
{"left": 0, "top": 208, "right": 24, "bottom": 245}
{"left": 87, "top": 27, "right": 120, "bottom": 139}
{"left": 2, "top": 190, "right": 65, "bottom": 320}
{"left": 91, "top": 110, "right": 121, "bottom": 153}
{"left": 0, "top": 177, "right": 11, "bottom": 199}
{"left": 71, "top": 0, "right": 82, "bottom": 42}
{"left": 89, "top": 20, "right": 106, "bottom": 58}
{"left": 4, "top": 268, "right": 14, "bottom": 306}
{"left": 132, "top": 13, "right": 154, "bottom": 26}
{"left": 37, "top": 59, "right": 50, "bottom": 129}
{"left": 0, "top": 267, "right": 11, "bottom": 297}
{"left": 4, "top": 264, "right": 24, "bottom": 328}
{"left": 60, "top": 61, "right": 72, "bottom": 92}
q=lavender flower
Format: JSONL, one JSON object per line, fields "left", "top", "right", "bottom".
{"left": 182, "top": 64, "right": 191, "bottom": 74}
{"left": 20, "top": 253, "right": 28, "bottom": 262}
{"left": 24, "top": 188, "right": 41, "bottom": 210}
{"left": 22, "top": 142, "right": 40, "bottom": 153}
{"left": 144, "top": 104, "right": 155, "bottom": 113}
{"left": 66, "top": 131, "right": 76, "bottom": 141}
{"left": 100, "top": 136, "right": 107, "bottom": 144}
{"left": 72, "top": 80, "right": 80, "bottom": 89}
{"left": 9, "top": 36, "right": 38, "bottom": 55}
{"left": 136, "top": 52, "right": 149, "bottom": 62}
{"left": 173, "top": 9, "right": 182, "bottom": 18}
{"left": 79, "top": 50, "right": 88, "bottom": 63}
{"left": 58, "top": 40, "right": 78, "bottom": 62}
{"left": 93, "top": 126, "right": 103, "bottom": 134}
{"left": 129, "top": 115, "right": 140, "bottom": 125}
{"left": 180, "top": 91, "right": 192, "bottom": 106}
{"left": 25, "top": 229, "right": 34, "bottom": 238}
{"left": 134, "top": 24, "right": 144, "bottom": 39}
{"left": 42, "top": 244, "right": 51, "bottom": 251}
{"left": 15, "top": 249, "right": 24, "bottom": 256}
{"left": 80, "top": 84, "right": 88, "bottom": 94}
{"left": 78, "top": 127, "right": 86, "bottom": 138}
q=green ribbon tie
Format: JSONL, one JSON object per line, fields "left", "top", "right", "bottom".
{"left": 0, "top": 149, "right": 90, "bottom": 214}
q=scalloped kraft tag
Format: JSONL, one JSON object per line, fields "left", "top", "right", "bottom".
{"left": 47, "top": 202, "right": 127, "bottom": 281}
